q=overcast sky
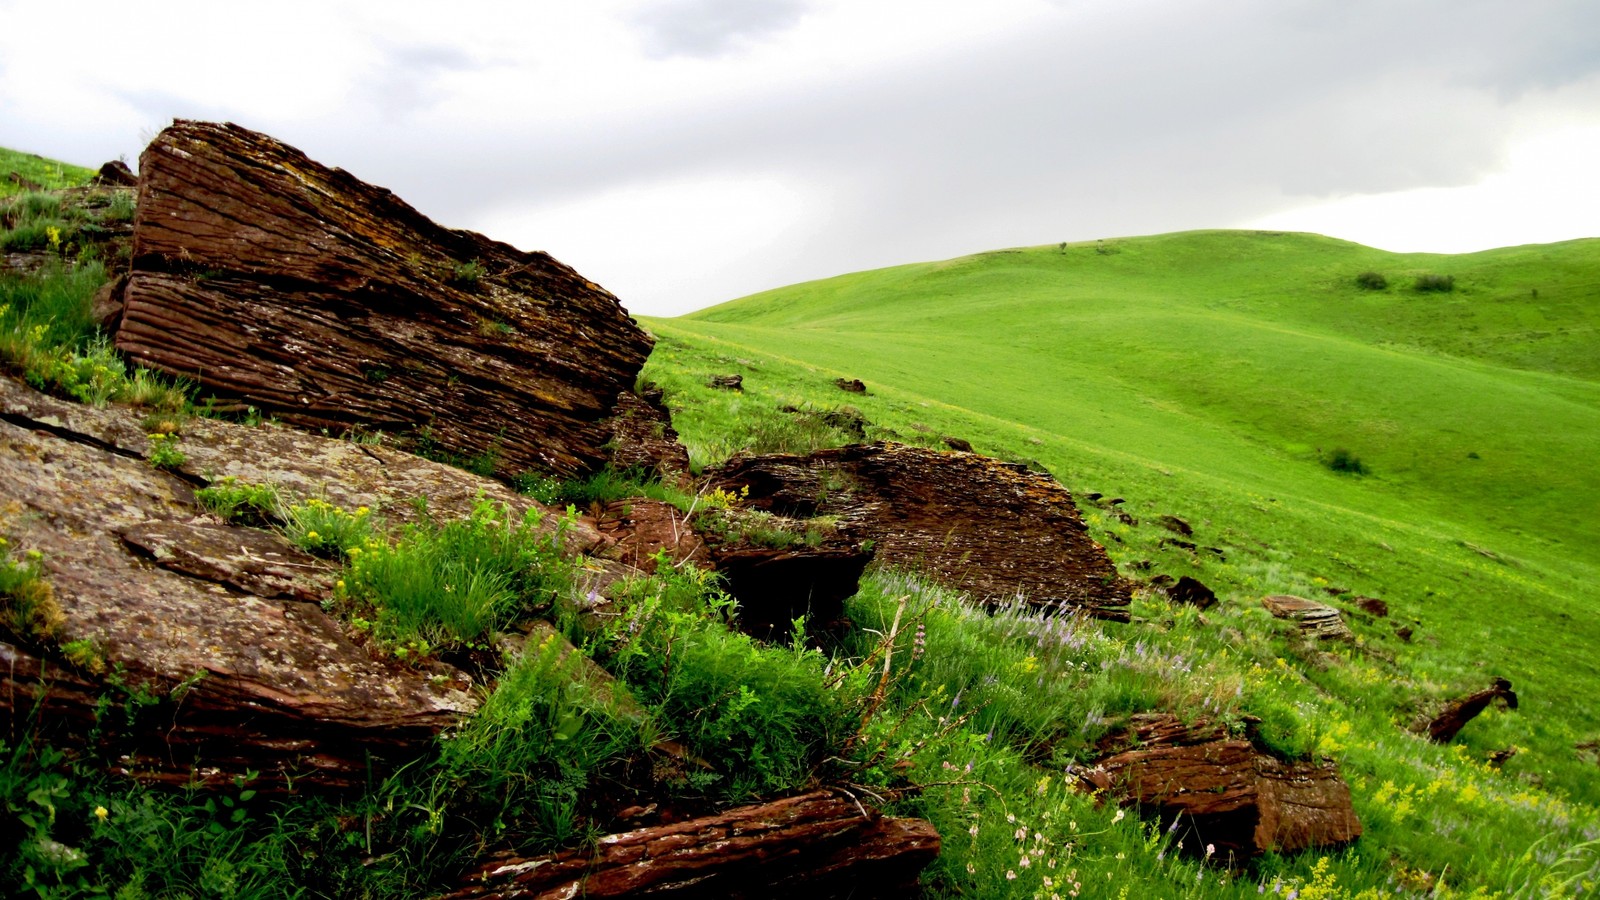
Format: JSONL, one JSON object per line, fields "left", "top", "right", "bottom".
{"left": 3, "top": 0, "right": 1597, "bottom": 316}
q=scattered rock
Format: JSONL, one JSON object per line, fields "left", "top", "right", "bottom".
{"left": 1147, "top": 574, "right": 1177, "bottom": 591}
{"left": 1485, "top": 747, "right": 1518, "bottom": 769}
{"left": 113, "top": 120, "right": 651, "bottom": 479}
{"left": 442, "top": 790, "right": 940, "bottom": 900}
{"left": 942, "top": 436, "right": 973, "bottom": 452}
{"left": 1424, "top": 678, "right": 1518, "bottom": 744}
{"left": 1395, "top": 625, "right": 1414, "bottom": 642}
{"left": 1353, "top": 596, "right": 1389, "bottom": 618}
{"left": 1157, "top": 515, "right": 1193, "bottom": 536}
{"left": 1079, "top": 714, "right": 1361, "bottom": 860}
{"left": 1261, "top": 595, "right": 1353, "bottom": 641}
{"left": 1166, "top": 576, "right": 1217, "bottom": 610}
{"left": 6, "top": 171, "right": 43, "bottom": 192}
{"left": 1160, "top": 537, "right": 1197, "bottom": 552}
{"left": 92, "top": 159, "right": 138, "bottom": 186}
{"left": 833, "top": 377, "right": 867, "bottom": 393}
{"left": 1083, "top": 491, "right": 1103, "bottom": 502}
{"left": 1112, "top": 509, "right": 1138, "bottom": 526}
{"left": 707, "top": 442, "right": 1131, "bottom": 621}
{"left": 709, "top": 374, "right": 744, "bottom": 391}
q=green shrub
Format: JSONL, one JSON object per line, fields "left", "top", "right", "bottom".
{"left": 1324, "top": 447, "right": 1369, "bottom": 475}
{"left": 1414, "top": 273, "right": 1455, "bottom": 292}
{"left": 195, "top": 477, "right": 283, "bottom": 527}
{"left": 1354, "top": 271, "right": 1387, "bottom": 290}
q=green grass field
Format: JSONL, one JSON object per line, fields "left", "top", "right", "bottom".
{"left": 0, "top": 146, "right": 95, "bottom": 198}
{"left": 639, "top": 229, "right": 1600, "bottom": 893}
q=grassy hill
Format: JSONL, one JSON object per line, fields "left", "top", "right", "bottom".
{"left": 0, "top": 145, "right": 95, "bottom": 198}
{"left": 639, "top": 229, "right": 1600, "bottom": 892}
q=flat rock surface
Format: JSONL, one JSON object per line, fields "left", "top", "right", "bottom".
{"left": 1262, "top": 594, "right": 1353, "bottom": 641}
{"left": 0, "top": 376, "right": 614, "bottom": 791}
{"left": 707, "top": 442, "right": 1130, "bottom": 620}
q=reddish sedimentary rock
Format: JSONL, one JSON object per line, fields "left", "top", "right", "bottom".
{"left": 113, "top": 120, "right": 651, "bottom": 478}
{"left": 1261, "top": 594, "right": 1353, "bottom": 641}
{"left": 1425, "top": 678, "right": 1519, "bottom": 744}
{"left": 1080, "top": 714, "right": 1361, "bottom": 860}
{"left": 706, "top": 442, "right": 1130, "bottom": 621}
{"left": 441, "top": 790, "right": 941, "bottom": 900}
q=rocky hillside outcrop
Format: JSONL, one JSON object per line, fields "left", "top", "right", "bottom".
{"left": 107, "top": 120, "right": 652, "bottom": 479}
{"left": 707, "top": 442, "right": 1132, "bottom": 620}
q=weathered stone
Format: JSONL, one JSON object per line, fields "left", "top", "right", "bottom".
{"left": 440, "top": 790, "right": 940, "bottom": 900}
{"left": 1080, "top": 714, "right": 1361, "bottom": 860}
{"left": 1353, "top": 596, "right": 1389, "bottom": 618}
{"left": 604, "top": 390, "right": 691, "bottom": 482}
{"left": 0, "top": 393, "right": 476, "bottom": 792}
{"left": 834, "top": 377, "right": 867, "bottom": 393}
{"left": 706, "top": 442, "right": 1130, "bottom": 621}
{"left": 1166, "top": 575, "right": 1217, "bottom": 610}
{"left": 709, "top": 374, "right": 744, "bottom": 390}
{"left": 0, "top": 375, "right": 622, "bottom": 792}
{"left": 114, "top": 120, "right": 651, "bottom": 478}
{"left": 594, "top": 499, "right": 708, "bottom": 573}
{"left": 707, "top": 541, "right": 875, "bottom": 639}
{"left": 942, "top": 436, "right": 973, "bottom": 452}
{"left": 1261, "top": 594, "right": 1353, "bottom": 641}
{"left": 1424, "top": 678, "right": 1518, "bottom": 744}
{"left": 93, "top": 159, "right": 138, "bottom": 186}
{"left": 1157, "top": 514, "right": 1193, "bottom": 536}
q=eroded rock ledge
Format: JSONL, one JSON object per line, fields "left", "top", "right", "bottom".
{"left": 707, "top": 442, "right": 1131, "bottom": 621}
{"left": 111, "top": 120, "right": 653, "bottom": 479}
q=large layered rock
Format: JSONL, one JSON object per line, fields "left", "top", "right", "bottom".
{"left": 1079, "top": 714, "right": 1361, "bottom": 860}
{"left": 706, "top": 442, "right": 1131, "bottom": 620}
{"left": 442, "top": 790, "right": 941, "bottom": 900}
{"left": 0, "top": 376, "right": 606, "bottom": 792}
{"left": 112, "top": 120, "right": 652, "bottom": 478}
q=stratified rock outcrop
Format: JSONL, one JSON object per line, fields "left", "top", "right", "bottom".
{"left": 112, "top": 120, "right": 652, "bottom": 479}
{"left": 442, "top": 790, "right": 941, "bottom": 900}
{"left": 706, "top": 442, "right": 1131, "bottom": 620}
{"left": 1079, "top": 714, "right": 1361, "bottom": 860}
{"left": 0, "top": 376, "right": 593, "bottom": 792}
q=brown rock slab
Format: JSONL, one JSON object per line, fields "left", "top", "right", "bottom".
{"left": 114, "top": 120, "right": 652, "bottom": 478}
{"left": 93, "top": 159, "right": 138, "bottom": 186}
{"left": 440, "top": 790, "right": 940, "bottom": 900}
{"left": 707, "top": 442, "right": 1129, "bottom": 620}
{"left": 1353, "top": 596, "right": 1389, "bottom": 618}
{"left": 1261, "top": 594, "right": 1353, "bottom": 641}
{"left": 1080, "top": 714, "right": 1361, "bottom": 860}
{"left": 1424, "top": 677, "right": 1518, "bottom": 744}
{"left": 834, "top": 378, "right": 867, "bottom": 393}
{"left": 709, "top": 373, "right": 744, "bottom": 391}
{"left": 594, "top": 499, "right": 708, "bottom": 573}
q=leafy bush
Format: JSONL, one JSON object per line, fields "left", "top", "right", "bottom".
{"left": 1324, "top": 447, "right": 1369, "bottom": 475}
{"left": 1354, "top": 271, "right": 1387, "bottom": 290}
{"left": 1414, "top": 273, "right": 1455, "bottom": 292}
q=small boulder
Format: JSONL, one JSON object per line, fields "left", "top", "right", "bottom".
{"left": 942, "top": 436, "right": 974, "bottom": 452}
{"left": 92, "top": 159, "right": 138, "bottom": 186}
{"left": 709, "top": 374, "right": 744, "bottom": 391}
{"left": 1167, "top": 575, "right": 1217, "bottom": 610}
{"left": 834, "top": 377, "right": 867, "bottom": 393}
{"left": 1157, "top": 514, "right": 1193, "bottom": 536}
{"left": 1079, "top": 714, "right": 1361, "bottom": 860}
{"left": 1261, "top": 594, "right": 1353, "bottom": 641}
{"left": 1353, "top": 596, "right": 1389, "bottom": 618}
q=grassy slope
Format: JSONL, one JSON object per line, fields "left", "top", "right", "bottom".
{"left": 641, "top": 230, "right": 1600, "bottom": 826}
{"left": 0, "top": 145, "right": 95, "bottom": 198}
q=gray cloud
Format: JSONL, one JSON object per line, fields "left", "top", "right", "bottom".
{"left": 360, "top": 43, "right": 484, "bottom": 120}
{"left": 631, "top": 0, "right": 810, "bottom": 58}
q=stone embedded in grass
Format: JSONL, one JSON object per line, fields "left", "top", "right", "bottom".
{"left": 1165, "top": 575, "right": 1217, "bottom": 610}
{"left": 1261, "top": 594, "right": 1353, "bottom": 641}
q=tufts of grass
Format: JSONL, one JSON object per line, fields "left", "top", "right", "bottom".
{"left": 1413, "top": 273, "right": 1455, "bottom": 292}
{"left": 1353, "top": 270, "right": 1387, "bottom": 290}
{"left": 0, "top": 539, "right": 62, "bottom": 643}
{"left": 194, "top": 477, "right": 283, "bottom": 528}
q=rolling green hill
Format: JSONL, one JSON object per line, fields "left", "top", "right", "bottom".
{"left": 640, "top": 230, "right": 1600, "bottom": 888}
{"left": 0, "top": 145, "right": 95, "bottom": 198}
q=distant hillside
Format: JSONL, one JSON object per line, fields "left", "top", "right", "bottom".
{"left": 643, "top": 228, "right": 1600, "bottom": 813}
{"left": 0, "top": 144, "right": 96, "bottom": 197}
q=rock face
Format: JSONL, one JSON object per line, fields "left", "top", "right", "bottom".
{"left": 0, "top": 376, "right": 609, "bottom": 792}
{"left": 706, "top": 442, "right": 1130, "bottom": 621}
{"left": 112, "top": 120, "right": 652, "bottom": 479}
{"left": 1080, "top": 714, "right": 1361, "bottom": 860}
{"left": 604, "top": 388, "right": 691, "bottom": 482}
{"left": 442, "top": 790, "right": 941, "bottom": 900}
{"left": 1261, "top": 594, "right": 1353, "bottom": 641}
